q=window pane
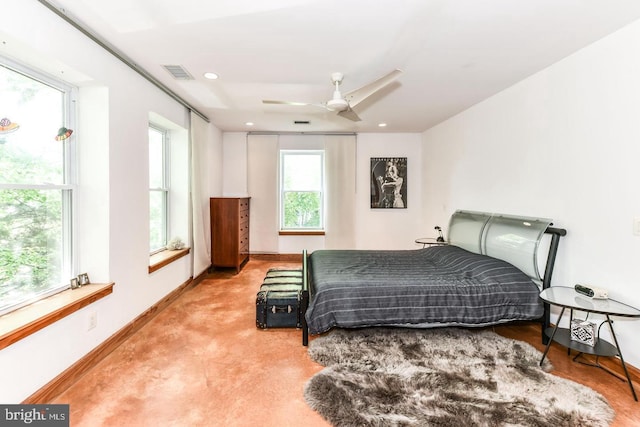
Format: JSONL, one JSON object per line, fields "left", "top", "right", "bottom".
{"left": 0, "top": 60, "right": 72, "bottom": 315}
{"left": 149, "top": 124, "right": 168, "bottom": 252}
{"left": 0, "top": 189, "right": 65, "bottom": 312}
{"left": 280, "top": 150, "right": 324, "bottom": 230}
{"left": 0, "top": 65, "right": 65, "bottom": 185}
{"left": 283, "top": 191, "right": 321, "bottom": 228}
{"left": 149, "top": 127, "right": 164, "bottom": 189}
{"left": 149, "top": 190, "right": 167, "bottom": 251}
{"left": 283, "top": 154, "right": 322, "bottom": 191}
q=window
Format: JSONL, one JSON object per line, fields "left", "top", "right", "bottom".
{"left": 280, "top": 150, "right": 324, "bottom": 231}
{"left": 149, "top": 125, "right": 169, "bottom": 253}
{"left": 0, "top": 58, "right": 75, "bottom": 315}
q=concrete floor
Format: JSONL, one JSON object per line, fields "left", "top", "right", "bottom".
{"left": 53, "top": 259, "right": 639, "bottom": 426}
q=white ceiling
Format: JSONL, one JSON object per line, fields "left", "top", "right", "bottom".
{"left": 44, "top": 0, "right": 640, "bottom": 133}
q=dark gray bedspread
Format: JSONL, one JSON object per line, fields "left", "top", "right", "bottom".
{"left": 306, "top": 245, "right": 543, "bottom": 335}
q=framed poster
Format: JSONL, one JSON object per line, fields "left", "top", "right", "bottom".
{"left": 370, "top": 157, "right": 407, "bottom": 208}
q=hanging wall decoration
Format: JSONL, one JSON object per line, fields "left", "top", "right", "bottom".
{"left": 0, "top": 117, "right": 19, "bottom": 134}
{"left": 0, "top": 117, "right": 19, "bottom": 144}
{"left": 370, "top": 157, "right": 407, "bottom": 209}
{"left": 55, "top": 127, "right": 73, "bottom": 141}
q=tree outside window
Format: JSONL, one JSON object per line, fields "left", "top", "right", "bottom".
{"left": 0, "top": 60, "right": 74, "bottom": 315}
{"left": 280, "top": 150, "right": 324, "bottom": 230}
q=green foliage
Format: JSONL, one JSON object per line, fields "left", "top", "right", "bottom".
{"left": 0, "top": 62, "right": 68, "bottom": 310}
{"left": 0, "top": 146, "right": 63, "bottom": 305}
{"left": 283, "top": 191, "right": 321, "bottom": 228}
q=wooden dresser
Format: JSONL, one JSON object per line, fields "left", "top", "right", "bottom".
{"left": 210, "top": 197, "right": 250, "bottom": 272}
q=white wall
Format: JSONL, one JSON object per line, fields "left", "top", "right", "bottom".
{"left": 421, "top": 19, "right": 640, "bottom": 368}
{"left": 221, "top": 132, "right": 248, "bottom": 198}
{"left": 0, "top": 1, "right": 223, "bottom": 402}
{"left": 355, "top": 133, "right": 423, "bottom": 249}
{"left": 222, "top": 132, "right": 423, "bottom": 251}
{"left": 8, "top": 0, "right": 638, "bottom": 403}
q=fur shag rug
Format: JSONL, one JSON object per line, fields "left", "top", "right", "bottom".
{"left": 304, "top": 328, "right": 614, "bottom": 427}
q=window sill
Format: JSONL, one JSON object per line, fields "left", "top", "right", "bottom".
{"left": 149, "top": 248, "right": 190, "bottom": 273}
{"left": 0, "top": 283, "right": 115, "bottom": 351}
{"left": 279, "top": 231, "right": 325, "bottom": 236}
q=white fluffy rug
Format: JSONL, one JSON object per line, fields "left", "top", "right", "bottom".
{"left": 305, "top": 328, "right": 614, "bottom": 427}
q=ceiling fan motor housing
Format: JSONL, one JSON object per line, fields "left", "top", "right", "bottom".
{"left": 263, "top": 69, "right": 401, "bottom": 118}
{"left": 326, "top": 97, "right": 349, "bottom": 111}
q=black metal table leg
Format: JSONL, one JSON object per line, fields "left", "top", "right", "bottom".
{"left": 605, "top": 314, "right": 638, "bottom": 401}
{"left": 540, "top": 307, "right": 565, "bottom": 366}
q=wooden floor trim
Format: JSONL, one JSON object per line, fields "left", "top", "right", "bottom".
{"left": 24, "top": 272, "right": 207, "bottom": 404}
{"left": 250, "top": 253, "right": 303, "bottom": 262}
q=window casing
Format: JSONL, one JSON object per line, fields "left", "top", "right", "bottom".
{"left": 280, "top": 150, "right": 324, "bottom": 231}
{"left": 149, "top": 125, "right": 169, "bottom": 253}
{"left": 0, "top": 58, "right": 76, "bottom": 316}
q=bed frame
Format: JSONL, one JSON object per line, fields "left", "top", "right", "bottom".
{"left": 300, "top": 211, "right": 566, "bottom": 346}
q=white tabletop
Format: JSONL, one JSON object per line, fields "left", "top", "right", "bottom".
{"left": 415, "top": 237, "right": 447, "bottom": 246}
{"left": 539, "top": 286, "right": 640, "bottom": 317}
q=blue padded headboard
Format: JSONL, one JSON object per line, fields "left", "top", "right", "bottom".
{"left": 447, "top": 210, "right": 552, "bottom": 282}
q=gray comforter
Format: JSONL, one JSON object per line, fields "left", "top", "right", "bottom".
{"left": 305, "top": 245, "right": 543, "bottom": 335}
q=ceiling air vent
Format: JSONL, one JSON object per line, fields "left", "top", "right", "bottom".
{"left": 162, "top": 65, "right": 194, "bottom": 80}
{"left": 294, "top": 120, "right": 310, "bottom": 125}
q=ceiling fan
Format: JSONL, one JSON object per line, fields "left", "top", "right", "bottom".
{"left": 262, "top": 69, "right": 402, "bottom": 122}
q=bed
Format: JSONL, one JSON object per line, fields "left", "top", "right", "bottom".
{"left": 300, "top": 210, "right": 566, "bottom": 346}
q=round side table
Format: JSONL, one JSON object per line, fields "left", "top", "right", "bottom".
{"left": 414, "top": 237, "right": 447, "bottom": 248}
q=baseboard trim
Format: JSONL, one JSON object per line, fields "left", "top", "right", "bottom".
{"left": 24, "top": 271, "right": 208, "bottom": 404}
{"left": 250, "top": 253, "right": 303, "bottom": 262}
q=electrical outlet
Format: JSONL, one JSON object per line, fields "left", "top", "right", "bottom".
{"left": 634, "top": 217, "right": 640, "bottom": 236}
{"left": 88, "top": 311, "right": 97, "bottom": 330}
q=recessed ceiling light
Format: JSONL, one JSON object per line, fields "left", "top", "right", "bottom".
{"left": 204, "top": 72, "right": 219, "bottom": 80}
{"left": 245, "top": 122, "right": 254, "bottom": 126}
{"left": 378, "top": 123, "right": 387, "bottom": 127}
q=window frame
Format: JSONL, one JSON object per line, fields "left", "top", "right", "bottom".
{"left": 279, "top": 149, "right": 325, "bottom": 232}
{"left": 0, "top": 56, "right": 77, "bottom": 316}
{"left": 148, "top": 124, "right": 170, "bottom": 254}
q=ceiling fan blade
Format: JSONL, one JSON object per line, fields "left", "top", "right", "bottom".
{"left": 263, "top": 100, "right": 329, "bottom": 110}
{"left": 337, "top": 107, "right": 361, "bottom": 122}
{"left": 343, "top": 69, "right": 402, "bottom": 108}
{"left": 263, "top": 100, "right": 312, "bottom": 106}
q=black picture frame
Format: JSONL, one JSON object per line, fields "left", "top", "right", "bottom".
{"left": 370, "top": 157, "right": 407, "bottom": 209}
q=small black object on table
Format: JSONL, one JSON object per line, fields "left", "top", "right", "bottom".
{"left": 539, "top": 286, "right": 640, "bottom": 401}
